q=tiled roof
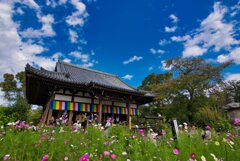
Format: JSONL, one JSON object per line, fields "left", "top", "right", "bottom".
{"left": 26, "top": 61, "right": 142, "bottom": 94}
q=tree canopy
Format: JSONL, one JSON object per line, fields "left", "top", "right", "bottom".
{"left": 139, "top": 57, "right": 232, "bottom": 124}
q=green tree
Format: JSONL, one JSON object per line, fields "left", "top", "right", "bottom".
{"left": 139, "top": 57, "right": 231, "bottom": 123}
{"left": 0, "top": 73, "right": 17, "bottom": 102}
{"left": 163, "top": 57, "right": 231, "bottom": 122}
{"left": 0, "top": 72, "right": 30, "bottom": 122}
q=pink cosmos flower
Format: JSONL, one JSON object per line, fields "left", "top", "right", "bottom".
{"left": 139, "top": 129, "right": 145, "bottom": 136}
{"left": 79, "top": 153, "right": 89, "bottom": 161}
{"left": 64, "top": 140, "right": 69, "bottom": 144}
{"left": 234, "top": 118, "right": 240, "bottom": 125}
{"left": 64, "top": 156, "right": 68, "bottom": 160}
{"left": 190, "top": 153, "right": 196, "bottom": 159}
{"left": 3, "top": 154, "right": 10, "bottom": 160}
{"left": 173, "top": 147, "right": 180, "bottom": 155}
{"left": 16, "top": 125, "right": 22, "bottom": 129}
{"left": 206, "top": 125, "right": 211, "bottom": 130}
{"left": 41, "top": 154, "right": 49, "bottom": 161}
{"left": 104, "top": 151, "right": 110, "bottom": 156}
{"left": 111, "top": 154, "right": 117, "bottom": 159}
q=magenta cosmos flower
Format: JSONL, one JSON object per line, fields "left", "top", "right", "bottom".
{"left": 111, "top": 154, "right": 117, "bottom": 159}
{"left": 64, "top": 140, "right": 69, "bottom": 144}
{"left": 190, "top": 153, "right": 196, "bottom": 159}
{"left": 104, "top": 151, "right": 110, "bottom": 156}
{"left": 79, "top": 153, "right": 89, "bottom": 161}
{"left": 173, "top": 147, "right": 180, "bottom": 155}
{"left": 41, "top": 154, "right": 49, "bottom": 161}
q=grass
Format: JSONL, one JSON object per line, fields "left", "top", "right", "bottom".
{"left": 0, "top": 124, "right": 239, "bottom": 161}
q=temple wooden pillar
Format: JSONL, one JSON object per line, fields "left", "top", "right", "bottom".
{"left": 126, "top": 99, "right": 131, "bottom": 129}
{"left": 68, "top": 111, "right": 73, "bottom": 127}
{"left": 98, "top": 97, "right": 103, "bottom": 124}
{"left": 40, "top": 102, "right": 50, "bottom": 126}
{"left": 137, "top": 104, "right": 139, "bottom": 126}
{"left": 46, "top": 108, "right": 52, "bottom": 125}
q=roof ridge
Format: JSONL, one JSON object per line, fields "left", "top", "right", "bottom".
{"left": 59, "top": 61, "right": 118, "bottom": 77}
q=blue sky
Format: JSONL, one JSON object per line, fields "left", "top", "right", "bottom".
{"left": 0, "top": 0, "right": 240, "bottom": 88}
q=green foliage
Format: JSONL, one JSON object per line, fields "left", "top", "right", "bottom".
{"left": 29, "top": 108, "right": 42, "bottom": 125}
{"left": 0, "top": 107, "right": 19, "bottom": 126}
{"left": 0, "top": 125, "right": 239, "bottom": 160}
{"left": 0, "top": 73, "right": 17, "bottom": 102}
{"left": 11, "top": 95, "right": 30, "bottom": 121}
{"left": 139, "top": 57, "right": 231, "bottom": 124}
{"left": 0, "top": 71, "right": 32, "bottom": 123}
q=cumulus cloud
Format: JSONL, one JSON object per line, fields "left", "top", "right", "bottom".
{"left": 68, "top": 51, "right": 96, "bottom": 67}
{"left": 159, "top": 39, "right": 168, "bottom": 46}
{"left": 69, "top": 29, "right": 78, "bottom": 43}
{"left": 183, "top": 46, "right": 207, "bottom": 57}
{"left": 174, "top": 2, "right": 239, "bottom": 59}
{"left": 164, "top": 26, "right": 177, "bottom": 32}
{"left": 66, "top": 0, "right": 88, "bottom": 26}
{"left": 69, "top": 51, "right": 90, "bottom": 62}
{"left": 160, "top": 60, "right": 173, "bottom": 71}
{"left": 149, "top": 48, "right": 165, "bottom": 54}
{"left": 0, "top": 1, "right": 57, "bottom": 77}
{"left": 169, "top": 14, "right": 178, "bottom": 23}
{"left": 217, "top": 47, "right": 240, "bottom": 64}
{"left": 20, "top": 0, "right": 40, "bottom": 10}
{"left": 122, "top": 74, "right": 133, "bottom": 80}
{"left": 21, "top": 14, "right": 55, "bottom": 38}
{"left": 226, "top": 73, "right": 240, "bottom": 81}
{"left": 123, "top": 56, "right": 143, "bottom": 64}
{"left": 171, "top": 35, "right": 190, "bottom": 42}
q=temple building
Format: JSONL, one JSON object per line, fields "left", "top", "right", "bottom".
{"left": 25, "top": 61, "right": 154, "bottom": 128}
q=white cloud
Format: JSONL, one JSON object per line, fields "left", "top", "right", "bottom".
{"left": 59, "top": 0, "right": 67, "bottom": 5}
{"left": 51, "top": 52, "right": 63, "bottom": 60}
{"left": 20, "top": 0, "right": 40, "bottom": 10}
{"left": 69, "top": 29, "right": 78, "bottom": 43}
{"left": 123, "top": 56, "right": 143, "bottom": 64}
{"left": 161, "top": 60, "right": 172, "bottom": 71}
{"left": 69, "top": 51, "right": 89, "bottom": 63}
{"left": 0, "top": 1, "right": 57, "bottom": 78}
{"left": 21, "top": 14, "right": 55, "bottom": 38}
{"left": 15, "top": 8, "right": 24, "bottom": 15}
{"left": 171, "top": 35, "right": 190, "bottom": 42}
{"left": 149, "top": 48, "right": 165, "bottom": 54}
{"left": 231, "top": 0, "right": 240, "bottom": 16}
{"left": 159, "top": 39, "right": 168, "bottom": 46}
{"left": 66, "top": 0, "right": 88, "bottom": 27}
{"left": 164, "top": 26, "right": 177, "bottom": 32}
{"left": 169, "top": 14, "right": 178, "bottom": 23}
{"left": 148, "top": 66, "right": 153, "bottom": 71}
{"left": 183, "top": 45, "right": 207, "bottom": 57}
{"left": 63, "top": 58, "right": 71, "bottom": 63}
{"left": 217, "top": 47, "right": 240, "bottom": 64}
{"left": 122, "top": 74, "right": 133, "bottom": 80}
{"left": 82, "top": 62, "right": 93, "bottom": 68}
{"left": 226, "top": 73, "right": 240, "bottom": 81}
{"left": 217, "top": 54, "right": 230, "bottom": 63}
{"left": 46, "top": 0, "right": 67, "bottom": 7}
{"left": 177, "top": 2, "right": 239, "bottom": 58}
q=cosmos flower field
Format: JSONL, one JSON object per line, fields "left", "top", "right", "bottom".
{"left": 0, "top": 122, "right": 239, "bottom": 161}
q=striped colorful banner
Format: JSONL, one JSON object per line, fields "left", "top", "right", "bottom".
{"left": 50, "top": 100, "right": 138, "bottom": 115}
